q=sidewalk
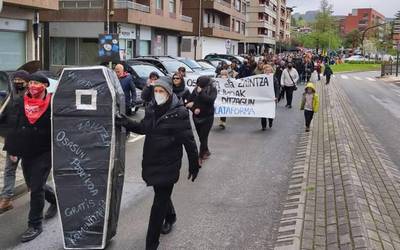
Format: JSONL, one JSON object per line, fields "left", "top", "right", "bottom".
{"left": 274, "top": 80, "right": 400, "bottom": 249}
{"left": 0, "top": 138, "right": 26, "bottom": 203}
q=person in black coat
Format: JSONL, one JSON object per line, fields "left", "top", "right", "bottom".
{"left": 186, "top": 76, "right": 217, "bottom": 162}
{"left": 172, "top": 72, "right": 190, "bottom": 104}
{"left": 261, "top": 64, "right": 280, "bottom": 130}
{"left": 141, "top": 71, "right": 160, "bottom": 104}
{"left": 2, "top": 72, "right": 57, "bottom": 242}
{"left": 118, "top": 79, "right": 200, "bottom": 250}
{"left": 115, "top": 64, "right": 136, "bottom": 116}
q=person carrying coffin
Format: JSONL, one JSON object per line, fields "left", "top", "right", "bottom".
{"left": 3, "top": 72, "right": 57, "bottom": 242}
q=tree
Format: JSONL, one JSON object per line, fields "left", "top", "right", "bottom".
{"left": 344, "top": 30, "right": 361, "bottom": 49}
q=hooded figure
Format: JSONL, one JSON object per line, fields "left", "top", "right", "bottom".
{"left": 300, "top": 82, "right": 319, "bottom": 132}
{"left": 118, "top": 79, "right": 200, "bottom": 250}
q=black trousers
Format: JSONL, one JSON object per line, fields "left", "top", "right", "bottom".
{"left": 304, "top": 110, "right": 314, "bottom": 128}
{"left": 194, "top": 116, "right": 214, "bottom": 157}
{"left": 261, "top": 118, "right": 274, "bottom": 129}
{"left": 326, "top": 75, "right": 331, "bottom": 84}
{"left": 278, "top": 87, "right": 285, "bottom": 102}
{"left": 21, "top": 152, "right": 56, "bottom": 228}
{"left": 146, "top": 185, "right": 175, "bottom": 250}
{"left": 220, "top": 117, "right": 226, "bottom": 122}
{"left": 284, "top": 86, "right": 295, "bottom": 106}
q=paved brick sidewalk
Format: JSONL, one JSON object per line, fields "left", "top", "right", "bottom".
{"left": 0, "top": 138, "right": 26, "bottom": 201}
{"left": 274, "top": 79, "right": 400, "bottom": 249}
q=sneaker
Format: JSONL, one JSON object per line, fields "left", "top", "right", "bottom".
{"left": 45, "top": 203, "right": 58, "bottom": 219}
{"left": 288, "top": 105, "right": 292, "bottom": 109}
{"left": 305, "top": 127, "right": 310, "bottom": 132}
{"left": 203, "top": 151, "right": 211, "bottom": 159}
{"left": 21, "top": 227, "right": 42, "bottom": 243}
{"left": 0, "top": 198, "right": 13, "bottom": 214}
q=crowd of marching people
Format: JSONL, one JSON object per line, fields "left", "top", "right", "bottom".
{"left": 0, "top": 50, "right": 328, "bottom": 249}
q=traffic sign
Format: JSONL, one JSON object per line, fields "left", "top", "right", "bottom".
{"left": 225, "top": 39, "right": 232, "bottom": 49}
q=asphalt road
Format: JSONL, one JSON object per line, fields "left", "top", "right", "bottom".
{"left": 333, "top": 71, "right": 400, "bottom": 165}
{"left": 0, "top": 90, "right": 305, "bottom": 250}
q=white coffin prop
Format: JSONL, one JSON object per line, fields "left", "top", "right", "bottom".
{"left": 52, "top": 66, "right": 126, "bottom": 249}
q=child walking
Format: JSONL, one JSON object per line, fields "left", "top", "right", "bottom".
{"left": 300, "top": 82, "right": 319, "bottom": 132}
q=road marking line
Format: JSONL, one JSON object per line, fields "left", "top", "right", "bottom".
{"left": 341, "top": 75, "right": 349, "bottom": 79}
{"left": 332, "top": 75, "right": 336, "bottom": 78}
{"left": 366, "top": 77, "right": 376, "bottom": 81}
{"left": 127, "top": 134, "right": 145, "bottom": 143}
{"left": 353, "top": 76, "right": 362, "bottom": 80}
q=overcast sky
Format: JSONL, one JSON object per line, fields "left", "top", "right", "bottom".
{"left": 287, "top": 0, "right": 400, "bottom": 18}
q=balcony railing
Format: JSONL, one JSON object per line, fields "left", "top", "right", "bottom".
{"left": 216, "top": 0, "right": 231, "bottom": 8}
{"left": 206, "top": 23, "right": 231, "bottom": 31}
{"left": 113, "top": 1, "right": 150, "bottom": 13}
{"left": 59, "top": 0, "right": 104, "bottom": 9}
{"left": 181, "top": 15, "right": 193, "bottom": 23}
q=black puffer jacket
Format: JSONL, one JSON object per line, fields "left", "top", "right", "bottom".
{"left": 3, "top": 94, "right": 51, "bottom": 158}
{"left": 173, "top": 83, "right": 190, "bottom": 104}
{"left": 124, "top": 94, "right": 199, "bottom": 186}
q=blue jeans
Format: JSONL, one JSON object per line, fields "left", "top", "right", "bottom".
{"left": 1, "top": 153, "right": 19, "bottom": 198}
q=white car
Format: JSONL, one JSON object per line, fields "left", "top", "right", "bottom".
{"left": 344, "top": 55, "right": 366, "bottom": 62}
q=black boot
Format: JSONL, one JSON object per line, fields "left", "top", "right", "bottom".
{"left": 45, "top": 203, "right": 58, "bottom": 219}
{"left": 161, "top": 217, "right": 176, "bottom": 235}
{"left": 21, "top": 227, "right": 42, "bottom": 242}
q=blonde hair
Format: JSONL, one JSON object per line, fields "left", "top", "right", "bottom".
{"left": 262, "top": 64, "right": 273, "bottom": 74}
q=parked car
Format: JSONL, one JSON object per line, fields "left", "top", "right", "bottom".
{"left": 344, "top": 55, "right": 366, "bottom": 62}
{"left": 125, "top": 60, "right": 168, "bottom": 90}
{"left": 204, "top": 54, "right": 245, "bottom": 65}
{"left": 176, "top": 57, "right": 216, "bottom": 77}
{"left": 130, "top": 56, "right": 196, "bottom": 76}
{"left": 207, "top": 58, "right": 232, "bottom": 68}
{"left": 196, "top": 60, "right": 217, "bottom": 70}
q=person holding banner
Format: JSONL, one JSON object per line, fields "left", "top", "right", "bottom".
{"left": 218, "top": 70, "right": 229, "bottom": 129}
{"left": 117, "top": 79, "right": 200, "bottom": 250}
{"left": 261, "top": 64, "right": 280, "bottom": 130}
{"left": 186, "top": 76, "right": 217, "bottom": 162}
{"left": 280, "top": 62, "right": 299, "bottom": 109}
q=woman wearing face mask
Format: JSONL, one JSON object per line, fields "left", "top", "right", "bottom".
{"left": 280, "top": 62, "right": 299, "bottom": 109}
{"left": 186, "top": 76, "right": 217, "bottom": 163}
{"left": 261, "top": 64, "right": 280, "bottom": 130}
{"left": 172, "top": 73, "right": 190, "bottom": 104}
{"left": 3, "top": 72, "right": 57, "bottom": 242}
{"left": 117, "top": 79, "right": 200, "bottom": 250}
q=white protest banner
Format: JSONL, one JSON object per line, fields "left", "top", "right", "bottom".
{"left": 213, "top": 74, "right": 276, "bottom": 118}
{"left": 184, "top": 75, "right": 199, "bottom": 92}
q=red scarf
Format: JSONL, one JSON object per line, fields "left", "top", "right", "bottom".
{"left": 24, "top": 93, "right": 51, "bottom": 125}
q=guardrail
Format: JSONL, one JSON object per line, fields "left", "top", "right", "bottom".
{"left": 113, "top": 0, "right": 150, "bottom": 13}
{"left": 59, "top": 0, "right": 104, "bottom": 9}
{"left": 181, "top": 15, "right": 193, "bottom": 22}
{"left": 381, "top": 62, "right": 399, "bottom": 76}
{"left": 206, "top": 23, "right": 231, "bottom": 32}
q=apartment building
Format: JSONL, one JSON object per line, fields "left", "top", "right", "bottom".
{"left": 340, "top": 8, "right": 385, "bottom": 39}
{"left": 39, "top": 0, "right": 193, "bottom": 70}
{"left": 181, "top": 0, "right": 247, "bottom": 59}
{"left": 242, "top": 0, "right": 292, "bottom": 55}
{"left": 0, "top": 0, "right": 58, "bottom": 71}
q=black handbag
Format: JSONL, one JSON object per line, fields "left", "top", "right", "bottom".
{"left": 288, "top": 71, "right": 298, "bottom": 91}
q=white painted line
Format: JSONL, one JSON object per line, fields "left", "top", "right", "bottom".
{"left": 127, "top": 134, "right": 145, "bottom": 143}
{"left": 341, "top": 75, "right": 349, "bottom": 79}
{"left": 353, "top": 76, "right": 362, "bottom": 80}
{"left": 366, "top": 77, "right": 376, "bottom": 81}
{"left": 332, "top": 75, "right": 336, "bottom": 78}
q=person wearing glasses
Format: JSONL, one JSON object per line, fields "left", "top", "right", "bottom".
{"left": 172, "top": 72, "right": 190, "bottom": 104}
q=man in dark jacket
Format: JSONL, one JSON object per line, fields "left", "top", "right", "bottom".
{"left": 323, "top": 64, "right": 333, "bottom": 85}
{"left": 118, "top": 79, "right": 200, "bottom": 250}
{"left": 0, "top": 70, "right": 29, "bottom": 213}
{"left": 141, "top": 71, "right": 160, "bottom": 104}
{"left": 186, "top": 76, "right": 217, "bottom": 162}
{"left": 3, "top": 72, "right": 57, "bottom": 242}
{"left": 236, "top": 59, "right": 253, "bottom": 79}
{"left": 115, "top": 64, "right": 136, "bottom": 116}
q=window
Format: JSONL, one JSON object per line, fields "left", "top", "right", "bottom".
{"left": 156, "top": 0, "right": 163, "bottom": 9}
{"left": 235, "top": 0, "right": 241, "bottom": 11}
{"left": 235, "top": 20, "right": 240, "bottom": 32}
{"left": 0, "top": 31, "right": 26, "bottom": 71}
{"left": 169, "top": 0, "right": 175, "bottom": 13}
{"left": 241, "top": 22, "right": 245, "bottom": 34}
{"left": 51, "top": 37, "right": 98, "bottom": 66}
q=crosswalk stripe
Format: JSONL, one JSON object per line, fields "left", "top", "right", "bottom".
{"left": 332, "top": 75, "right": 336, "bottom": 78}
{"left": 366, "top": 77, "right": 376, "bottom": 81}
{"left": 341, "top": 75, "right": 349, "bottom": 79}
{"left": 353, "top": 76, "right": 362, "bottom": 80}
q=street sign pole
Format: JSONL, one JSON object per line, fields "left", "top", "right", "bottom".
{"left": 396, "top": 42, "right": 399, "bottom": 77}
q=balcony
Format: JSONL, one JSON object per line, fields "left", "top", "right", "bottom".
{"left": 203, "top": 22, "right": 244, "bottom": 40}
{"left": 202, "top": 0, "right": 245, "bottom": 20}
{"left": 216, "top": 0, "right": 231, "bottom": 8}
{"left": 206, "top": 23, "right": 231, "bottom": 31}
{"left": 114, "top": 0, "right": 150, "bottom": 13}
{"left": 59, "top": 0, "right": 104, "bottom": 9}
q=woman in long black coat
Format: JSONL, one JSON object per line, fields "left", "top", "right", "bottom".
{"left": 118, "top": 79, "right": 200, "bottom": 250}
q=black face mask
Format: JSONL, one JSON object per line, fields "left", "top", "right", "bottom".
{"left": 15, "top": 84, "right": 26, "bottom": 90}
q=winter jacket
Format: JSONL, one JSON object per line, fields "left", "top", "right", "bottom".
{"left": 173, "top": 83, "right": 190, "bottom": 104}
{"left": 119, "top": 73, "right": 136, "bottom": 108}
{"left": 123, "top": 94, "right": 199, "bottom": 186}
{"left": 0, "top": 89, "right": 26, "bottom": 138}
{"left": 3, "top": 94, "right": 51, "bottom": 158}
{"left": 281, "top": 68, "right": 299, "bottom": 87}
{"left": 141, "top": 84, "right": 154, "bottom": 104}
{"left": 300, "top": 83, "right": 319, "bottom": 113}
{"left": 323, "top": 66, "right": 333, "bottom": 76}
{"left": 188, "top": 83, "right": 217, "bottom": 121}
{"left": 237, "top": 65, "right": 253, "bottom": 79}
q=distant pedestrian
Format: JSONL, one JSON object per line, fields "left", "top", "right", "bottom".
{"left": 115, "top": 64, "right": 136, "bottom": 116}
{"left": 300, "top": 82, "right": 319, "bottom": 132}
{"left": 187, "top": 76, "right": 217, "bottom": 163}
{"left": 218, "top": 70, "right": 229, "bottom": 129}
{"left": 3, "top": 72, "right": 57, "bottom": 242}
{"left": 141, "top": 71, "right": 160, "bottom": 104}
{"left": 172, "top": 72, "right": 190, "bottom": 104}
{"left": 261, "top": 64, "right": 280, "bottom": 130}
{"left": 280, "top": 62, "right": 299, "bottom": 108}
{"left": 315, "top": 60, "right": 322, "bottom": 81}
{"left": 117, "top": 79, "right": 200, "bottom": 250}
{"left": 237, "top": 59, "right": 253, "bottom": 79}
{"left": 177, "top": 66, "right": 186, "bottom": 78}
{"left": 0, "top": 70, "right": 29, "bottom": 213}
{"left": 323, "top": 64, "right": 333, "bottom": 85}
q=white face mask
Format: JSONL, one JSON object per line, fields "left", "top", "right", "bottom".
{"left": 154, "top": 93, "right": 168, "bottom": 105}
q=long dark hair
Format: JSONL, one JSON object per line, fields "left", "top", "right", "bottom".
{"left": 172, "top": 72, "right": 185, "bottom": 87}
